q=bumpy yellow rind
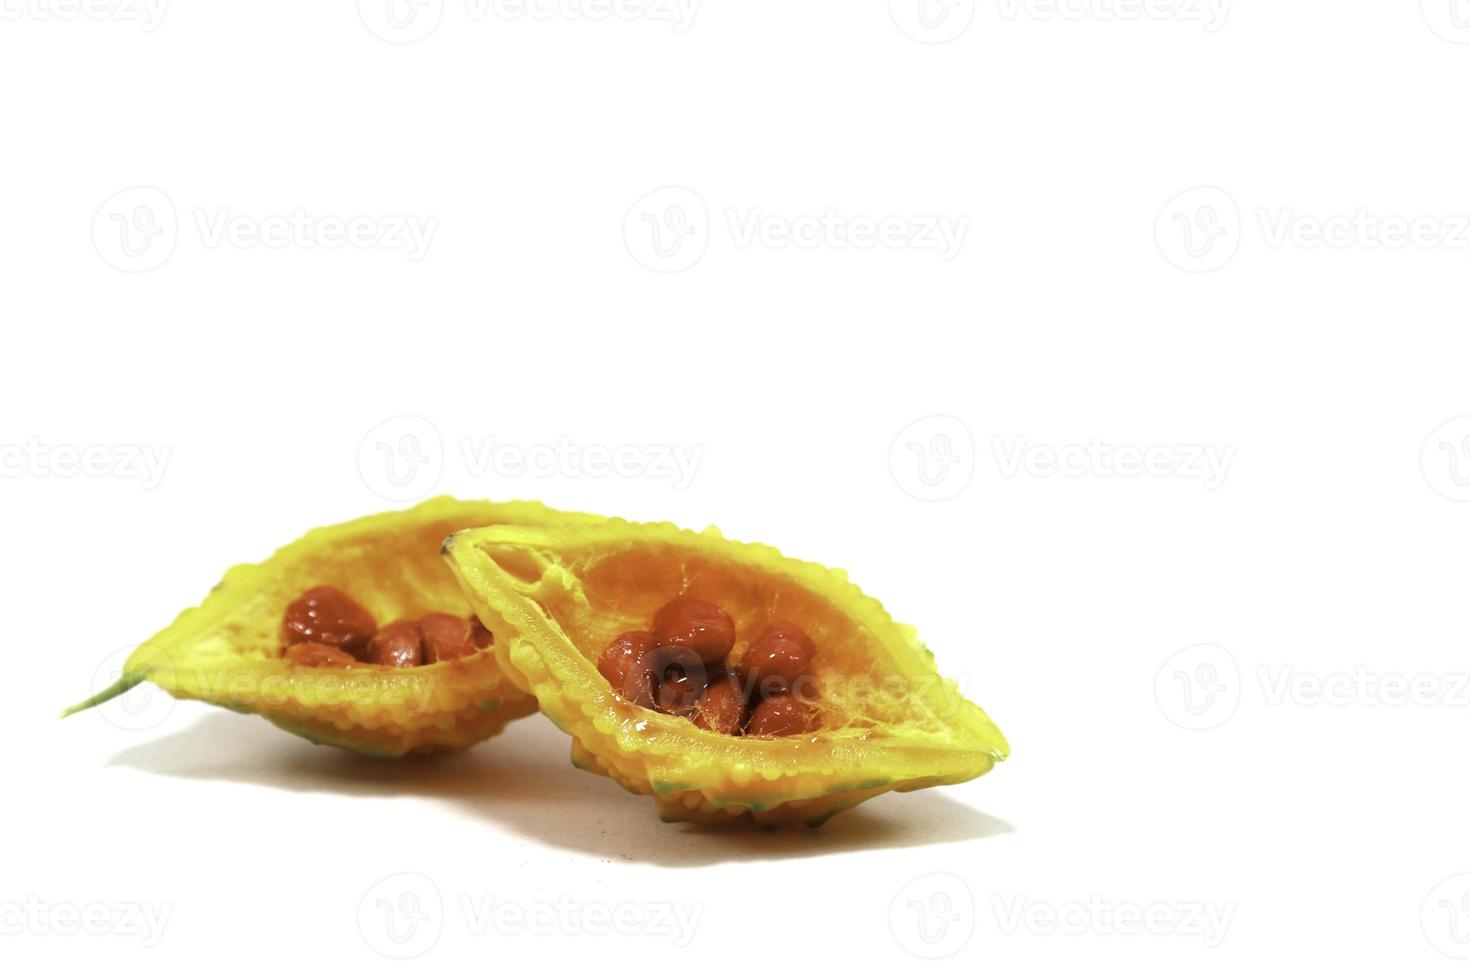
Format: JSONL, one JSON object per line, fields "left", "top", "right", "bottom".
{"left": 66, "top": 497, "right": 602, "bottom": 758}
{"left": 444, "top": 520, "right": 1008, "bottom": 825}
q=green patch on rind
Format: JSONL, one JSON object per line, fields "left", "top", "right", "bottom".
{"left": 267, "top": 717, "right": 401, "bottom": 760}
{"left": 650, "top": 780, "right": 694, "bottom": 794}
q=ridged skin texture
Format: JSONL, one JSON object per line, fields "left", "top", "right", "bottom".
{"left": 444, "top": 520, "right": 1008, "bottom": 825}
{"left": 70, "top": 497, "right": 599, "bottom": 758}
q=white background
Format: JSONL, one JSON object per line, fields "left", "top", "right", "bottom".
{"left": 4, "top": 1, "right": 1470, "bottom": 976}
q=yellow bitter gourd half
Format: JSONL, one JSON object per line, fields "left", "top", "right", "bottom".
{"left": 63, "top": 497, "right": 603, "bottom": 758}
{"left": 442, "top": 520, "right": 1008, "bottom": 826}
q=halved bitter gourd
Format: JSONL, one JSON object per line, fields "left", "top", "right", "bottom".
{"left": 63, "top": 497, "right": 602, "bottom": 758}
{"left": 442, "top": 520, "right": 1008, "bottom": 826}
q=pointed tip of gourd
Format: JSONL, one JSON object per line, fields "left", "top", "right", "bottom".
{"left": 59, "top": 670, "right": 150, "bottom": 719}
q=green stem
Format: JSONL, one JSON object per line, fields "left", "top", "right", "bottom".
{"left": 59, "top": 670, "right": 151, "bottom": 719}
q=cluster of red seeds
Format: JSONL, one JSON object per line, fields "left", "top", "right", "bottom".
{"left": 278, "top": 585, "right": 493, "bottom": 669}
{"left": 597, "top": 596, "right": 822, "bottom": 738}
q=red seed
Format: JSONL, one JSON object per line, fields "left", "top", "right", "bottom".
{"left": 598, "top": 630, "right": 656, "bottom": 690}
{"left": 651, "top": 596, "right": 735, "bottom": 665}
{"left": 617, "top": 645, "right": 710, "bottom": 716}
{"left": 419, "top": 613, "right": 477, "bottom": 664}
{"left": 282, "top": 586, "right": 377, "bottom": 655}
{"left": 365, "top": 621, "right": 424, "bottom": 668}
{"left": 619, "top": 647, "right": 659, "bottom": 709}
{"left": 748, "top": 695, "right": 819, "bottom": 737}
{"left": 742, "top": 621, "right": 816, "bottom": 694}
{"left": 470, "top": 618, "right": 494, "bottom": 648}
{"left": 652, "top": 647, "right": 710, "bottom": 716}
{"left": 281, "top": 642, "right": 358, "bottom": 669}
{"left": 693, "top": 675, "right": 748, "bottom": 735}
